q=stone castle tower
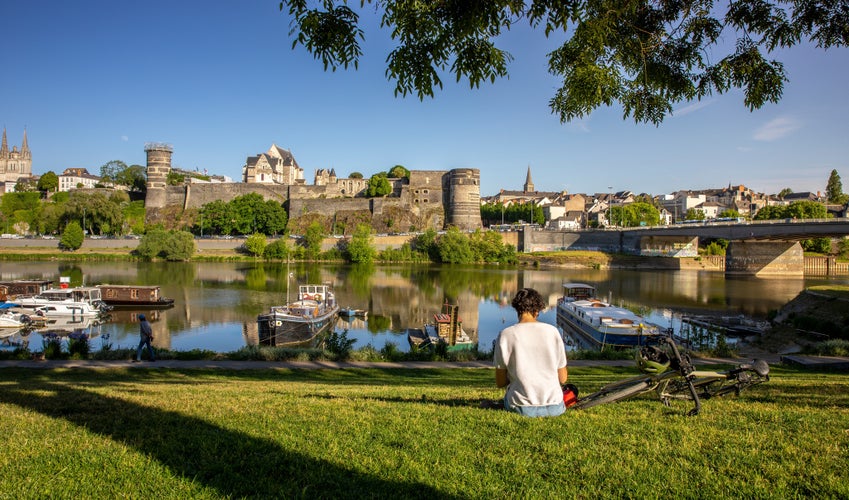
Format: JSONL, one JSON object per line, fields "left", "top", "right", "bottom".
{"left": 144, "top": 142, "right": 173, "bottom": 209}
{"left": 446, "top": 168, "right": 482, "bottom": 230}
{"left": 0, "top": 128, "right": 32, "bottom": 190}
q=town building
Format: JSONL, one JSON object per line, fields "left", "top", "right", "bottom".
{"left": 242, "top": 144, "right": 304, "bottom": 184}
{"left": 0, "top": 128, "right": 32, "bottom": 193}
{"left": 59, "top": 168, "right": 100, "bottom": 191}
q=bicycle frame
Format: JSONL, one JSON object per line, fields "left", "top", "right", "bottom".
{"left": 573, "top": 336, "right": 769, "bottom": 416}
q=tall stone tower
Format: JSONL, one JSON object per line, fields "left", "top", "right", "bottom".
{"left": 445, "top": 168, "right": 482, "bottom": 230}
{"left": 523, "top": 165, "right": 534, "bottom": 192}
{"left": 144, "top": 143, "right": 173, "bottom": 210}
{"left": 0, "top": 128, "right": 32, "bottom": 189}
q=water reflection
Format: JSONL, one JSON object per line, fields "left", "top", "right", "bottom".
{"left": 1, "top": 261, "right": 846, "bottom": 354}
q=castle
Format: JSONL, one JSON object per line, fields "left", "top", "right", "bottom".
{"left": 0, "top": 128, "right": 32, "bottom": 192}
{"left": 144, "top": 143, "right": 482, "bottom": 233}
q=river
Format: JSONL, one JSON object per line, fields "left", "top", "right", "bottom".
{"left": 2, "top": 261, "right": 846, "bottom": 354}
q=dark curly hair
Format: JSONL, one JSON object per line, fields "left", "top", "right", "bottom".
{"left": 511, "top": 288, "right": 546, "bottom": 316}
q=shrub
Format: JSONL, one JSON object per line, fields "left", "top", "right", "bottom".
{"left": 324, "top": 330, "right": 357, "bottom": 360}
{"left": 67, "top": 332, "right": 90, "bottom": 359}
{"left": 244, "top": 233, "right": 267, "bottom": 257}
{"left": 59, "top": 221, "right": 84, "bottom": 251}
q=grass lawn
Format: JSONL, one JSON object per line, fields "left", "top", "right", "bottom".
{"left": 1, "top": 365, "right": 847, "bottom": 499}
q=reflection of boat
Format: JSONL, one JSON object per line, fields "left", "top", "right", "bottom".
{"left": 0, "top": 303, "right": 34, "bottom": 328}
{"left": 32, "top": 316, "right": 99, "bottom": 334}
{"left": 339, "top": 307, "right": 368, "bottom": 319}
{"left": 14, "top": 287, "right": 108, "bottom": 317}
{"left": 257, "top": 284, "right": 339, "bottom": 346}
{"left": 556, "top": 283, "right": 662, "bottom": 348}
{"left": 407, "top": 303, "right": 476, "bottom": 351}
{"left": 97, "top": 284, "right": 175, "bottom": 309}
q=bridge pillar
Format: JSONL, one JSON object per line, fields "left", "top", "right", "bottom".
{"left": 725, "top": 241, "right": 804, "bottom": 277}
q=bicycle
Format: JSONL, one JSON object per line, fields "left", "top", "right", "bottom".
{"left": 572, "top": 335, "right": 770, "bottom": 416}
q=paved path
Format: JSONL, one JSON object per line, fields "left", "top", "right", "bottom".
{"left": 2, "top": 351, "right": 846, "bottom": 371}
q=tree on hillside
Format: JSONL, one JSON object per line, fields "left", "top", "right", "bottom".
{"left": 101, "top": 160, "right": 147, "bottom": 191}
{"left": 778, "top": 188, "right": 793, "bottom": 199}
{"left": 59, "top": 221, "right": 84, "bottom": 251}
{"left": 826, "top": 170, "right": 848, "bottom": 204}
{"left": 37, "top": 171, "right": 59, "bottom": 194}
{"left": 279, "top": 1, "right": 847, "bottom": 124}
{"left": 349, "top": 172, "right": 363, "bottom": 179}
{"left": 366, "top": 173, "right": 392, "bottom": 197}
{"left": 388, "top": 165, "right": 410, "bottom": 179}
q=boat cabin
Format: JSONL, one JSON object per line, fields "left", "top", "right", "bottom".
{"left": 0, "top": 280, "right": 54, "bottom": 298}
{"left": 97, "top": 284, "right": 173, "bottom": 307}
{"left": 562, "top": 283, "right": 597, "bottom": 301}
{"left": 39, "top": 287, "right": 103, "bottom": 303}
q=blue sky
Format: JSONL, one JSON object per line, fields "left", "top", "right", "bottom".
{"left": 3, "top": 0, "right": 848, "bottom": 197}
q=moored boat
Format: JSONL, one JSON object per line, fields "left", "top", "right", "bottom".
{"left": 257, "top": 284, "right": 339, "bottom": 346}
{"left": 14, "top": 286, "right": 109, "bottom": 317}
{"left": 556, "top": 283, "right": 662, "bottom": 348}
{"left": 0, "top": 303, "right": 33, "bottom": 328}
{"left": 407, "top": 303, "right": 476, "bottom": 351}
{"left": 97, "top": 284, "right": 175, "bottom": 309}
{"left": 339, "top": 307, "right": 368, "bottom": 319}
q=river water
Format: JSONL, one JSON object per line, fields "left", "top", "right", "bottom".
{"left": 2, "top": 261, "right": 846, "bottom": 354}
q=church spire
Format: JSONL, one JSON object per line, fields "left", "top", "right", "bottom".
{"left": 1, "top": 127, "right": 8, "bottom": 156}
{"left": 21, "top": 128, "right": 30, "bottom": 158}
{"left": 523, "top": 165, "right": 534, "bottom": 192}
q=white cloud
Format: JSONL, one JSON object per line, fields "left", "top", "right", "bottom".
{"left": 121, "top": 135, "right": 129, "bottom": 142}
{"left": 671, "top": 100, "right": 712, "bottom": 117}
{"left": 753, "top": 117, "right": 800, "bottom": 141}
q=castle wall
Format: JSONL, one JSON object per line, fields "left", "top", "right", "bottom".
{"left": 144, "top": 144, "right": 480, "bottom": 232}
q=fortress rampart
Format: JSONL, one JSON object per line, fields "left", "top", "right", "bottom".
{"left": 145, "top": 146, "right": 481, "bottom": 232}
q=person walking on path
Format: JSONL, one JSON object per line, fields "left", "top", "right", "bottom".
{"left": 493, "top": 288, "right": 568, "bottom": 417}
{"left": 134, "top": 314, "right": 156, "bottom": 362}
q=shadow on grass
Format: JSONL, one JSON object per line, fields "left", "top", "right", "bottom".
{"left": 0, "top": 379, "right": 457, "bottom": 498}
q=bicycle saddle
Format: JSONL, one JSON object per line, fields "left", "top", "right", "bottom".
{"left": 739, "top": 359, "right": 770, "bottom": 377}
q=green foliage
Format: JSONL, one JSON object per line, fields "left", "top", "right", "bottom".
{"left": 41, "top": 334, "right": 65, "bottom": 359}
{"left": 346, "top": 223, "right": 376, "bottom": 264}
{"left": 67, "top": 333, "right": 91, "bottom": 359}
{"left": 323, "top": 330, "right": 357, "bottom": 360}
{"left": 387, "top": 165, "right": 410, "bottom": 179}
{"left": 302, "top": 222, "right": 326, "bottom": 259}
{"left": 197, "top": 194, "right": 287, "bottom": 236}
{"left": 826, "top": 169, "right": 846, "bottom": 204}
{"left": 349, "top": 171, "right": 363, "bottom": 179}
{"left": 838, "top": 238, "right": 849, "bottom": 260}
{"left": 685, "top": 208, "right": 706, "bottom": 221}
{"left": 802, "top": 237, "right": 831, "bottom": 254}
{"left": 468, "top": 229, "right": 518, "bottom": 264}
{"left": 778, "top": 188, "right": 793, "bottom": 199}
{"left": 280, "top": 1, "right": 848, "bottom": 124}
{"left": 167, "top": 171, "right": 186, "bottom": 186}
{"left": 755, "top": 201, "right": 829, "bottom": 220}
{"left": 718, "top": 208, "right": 740, "bottom": 219}
{"left": 244, "top": 233, "right": 268, "bottom": 257}
{"left": 37, "top": 171, "right": 59, "bottom": 193}
{"left": 264, "top": 238, "right": 291, "bottom": 260}
{"left": 62, "top": 191, "right": 126, "bottom": 236}
{"left": 136, "top": 229, "right": 196, "bottom": 261}
{"left": 366, "top": 173, "right": 392, "bottom": 197}
{"left": 480, "top": 201, "right": 542, "bottom": 226}
{"left": 59, "top": 221, "right": 84, "bottom": 251}
{"left": 610, "top": 202, "right": 660, "bottom": 227}
{"left": 437, "top": 226, "right": 474, "bottom": 264}
{"left": 703, "top": 239, "right": 728, "bottom": 256}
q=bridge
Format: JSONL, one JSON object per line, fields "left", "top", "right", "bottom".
{"left": 520, "top": 218, "right": 849, "bottom": 277}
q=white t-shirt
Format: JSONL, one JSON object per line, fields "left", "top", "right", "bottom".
{"left": 494, "top": 321, "right": 567, "bottom": 408}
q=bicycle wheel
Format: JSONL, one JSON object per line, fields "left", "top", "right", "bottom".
{"left": 573, "top": 378, "right": 654, "bottom": 410}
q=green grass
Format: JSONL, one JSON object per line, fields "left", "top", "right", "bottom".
{"left": 1, "top": 366, "right": 847, "bottom": 498}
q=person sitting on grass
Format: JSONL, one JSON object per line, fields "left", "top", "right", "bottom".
{"left": 493, "top": 288, "right": 568, "bottom": 417}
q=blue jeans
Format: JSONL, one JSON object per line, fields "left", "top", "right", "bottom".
{"left": 136, "top": 337, "right": 155, "bottom": 361}
{"left": 504, "top": 397, "right": 566, "bottom": 417}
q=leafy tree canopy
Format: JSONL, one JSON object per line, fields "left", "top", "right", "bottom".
{"left": 59, "top": 221, "right": 84, "bottom": 251}
{"left": 37, "top": 171, "right": 59, "bottom": 193}
{"left": 826, "top": 169, "right": 848, "bottom": 204}
{"left": 280, "top": 0, "right": 847, "bottom": 124}
{"left": 387, "top": 165, "right": 410, "bottom": 179}
{"left": 366, "top": 173, "right": 392, "bottom": 197}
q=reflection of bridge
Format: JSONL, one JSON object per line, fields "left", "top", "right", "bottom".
{"left": 521, "top": 218, "right": 849, "bottom": 277}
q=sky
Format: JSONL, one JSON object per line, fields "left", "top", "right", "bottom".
{"left": 3, "top": 0, "right": 848, "bottom": 198}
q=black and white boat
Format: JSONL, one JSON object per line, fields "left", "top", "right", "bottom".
{"left": 257, "top": 284, "right": 339, "bottom": 346}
